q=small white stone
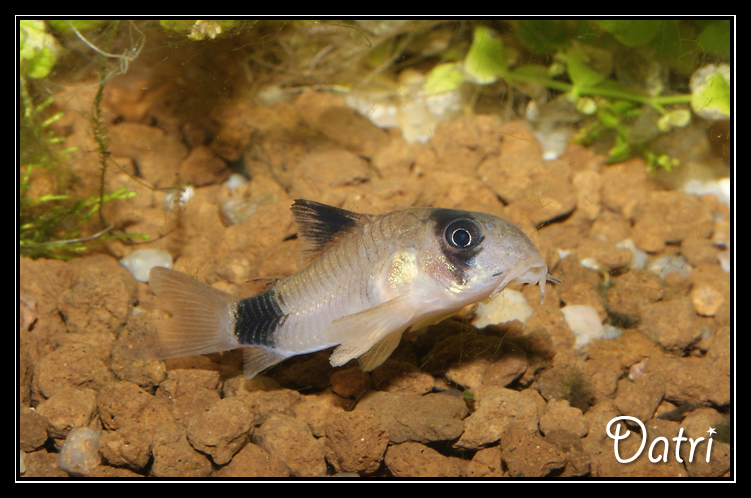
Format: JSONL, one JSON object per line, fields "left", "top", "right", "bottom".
{"left": 560, "top": 305, "right": 604, "bottom": 349}
{"left": 58, "top": 427, "right": 101, "bottom": 477}
{"left": 628, "top": 358, "right": 648, "bottom": 381}
{"left": 345, "top": 93, "right": 400, "bottom": 129}
{"left": 119, "top": 249, "right": 173, "bottom": 283}
{"left": 717, "top": 250, "right": 730, "bottom": 273}
{"left": 647, "top": 254, "right": 692, "bottom": 279}
{"left": 224, "top": 173, "right": 248, "bottom": 191}
{"left": 602, "top": 324, "right": 623, "bottom": 340}
{"left": 164, "top": 185, "right": 194, "bottom": 210}
{"left": 579, "top": 258, "right": 601, "bottom": 272}
{"left": 255, "top": 85, "right": 286, "bottom": 106}
{"left": 616, "top": 239, "right": 647, "bottom": 270}
{"left": 220, "top": 198, "right": 258, "bottom": 226}
{"left": 682, "top": 177, "right": 730, "bottom": 207}
{"left": 535, "top": 127, "right": 575, "bottom": 161}
{"left": 474, "top": 288, "right": 534, "bottom": 328}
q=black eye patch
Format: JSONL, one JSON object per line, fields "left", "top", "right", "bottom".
{"left": 428, "top": 209, "right": 485, "bottom": 274}
{"left": 445, "top": 219, "right": 482, "bottom": 249}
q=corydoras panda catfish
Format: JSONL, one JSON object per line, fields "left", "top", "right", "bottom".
{"left": 135, "top": 199, "right": 559, "bottom": 379}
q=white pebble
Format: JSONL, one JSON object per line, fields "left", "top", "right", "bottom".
{"left": 345, "top": 93, "right": 400, "bottom": 129}
{"left": 647, "top": 254, "right": 692, "bottom": 279}
{"left": 164, "top": 185, "right": 194, "bottom": 210}
{"left": 616, "top": 239, "right": 647, "bottom": 270}
{"left": 717, "top": 250, "right": 730, "bottom": 273}
{"left": 224, "top": 173, "right": 248, "bottom": 191}
{"left": 220, "top": 198, "right": 258, "bottom": 226}
{"left": 579, "top": 257, "right": 601, "bottom": 272}
{"left": 628, "top": 358, "right": 649, "bottom": 381}
{"left": 682, "top": 177, "right": 730, "bottom": 207}
{"left": 602, "top": 324, "right": 623, "bottom": 340}
{"left": 58, "top": 427, "right": 101, "bottom": 476}
{"left": 535, "top": 127, "right": 575, "bottom": 161}
{"left": 561, "top": 305, "right": 605, "bottom": 349}
{"left": 119, "top": 249, "right": 173, "bottom": 283}
{"left": 474, "top": 288, "right": 534, "bottom": 328}
{"left": 255, "top": 85, "right": 286, "bottom": 106}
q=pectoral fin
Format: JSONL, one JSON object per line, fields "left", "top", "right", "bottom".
{"left": 358, "top": 330, "right": 404, "bottom": 372}
{"left": 326, "top": 295, "right": 414, "bottom": 368}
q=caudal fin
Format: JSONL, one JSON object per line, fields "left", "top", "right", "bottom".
{"left": 121, "top": 267, "right": 241, "bottom": 361}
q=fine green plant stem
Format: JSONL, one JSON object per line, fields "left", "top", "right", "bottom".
{"left": 506, "top": 71, "right": 692, "bottom": 112}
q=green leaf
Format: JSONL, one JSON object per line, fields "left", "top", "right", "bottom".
{"left": 25, "top": 46, "right": 58, "bottom": 79}
{"left": 668, "top": 109, "right": 691, "bottom": 127}
{"left": 598, "top": 106, "right": 622, "bottom": 130}
{"left": 512, "top": 64, "right": 549, "bottom": 80}
{"left": 463, "top": 26, "right": 507, "bottom": 85}
{"left": 19, "top": 20, "right": 61, "bottom": 79}
{"left": 696, "top": 20, "right": 730, "bottom": 60}
{"left": 514, "top": 20, "right": 568, "bottom": 54}
{"left": 646, "top": 151, "right": 679, "bottom": 172}
{"left": 566, "top": 42, "right": 612, "bottom": 91}
{"left": 595, "top": 20, "right": 662, "bottom": 47}
{"left": 28, "top": 194, "right": 70, "bottom": 205}
{"left": 691, "top": 66, "right": 730, "bottom": 120}
{"left": 612, "top": 100, "right": 639, "bottom": 115}
{"left": 568, "top": 20, "right": 599, "bottom": 43}
{"left": 507, "top": 64, "right": 552, "bottom": 97}
{"left": 424, "top": 63, "right": 465, "bottom": 95}
{"left": 109, "top": 232, "right": 150, "bottom": 242}
{"left": 647, "top": 20, "right": 697, "bottom": 74}
{"left": 608, "top": 135, "right": 632, "bottom": 163}
{"left": 41, "top": 112, "right": 64, "bottom": 129}
{"left": 34, "top": 96, "right": 55, "bottom": 114}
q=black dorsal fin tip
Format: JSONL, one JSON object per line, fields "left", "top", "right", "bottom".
{"left": 291, "top": 199, "right": 367, "bottom": 255}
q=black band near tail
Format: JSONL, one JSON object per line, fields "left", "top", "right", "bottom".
{"left": 234, "top": 289, "right": 286, "bottom": 348}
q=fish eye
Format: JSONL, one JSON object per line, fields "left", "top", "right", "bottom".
{"left": 445, "top": 219, "right": 481, "bottom": 249}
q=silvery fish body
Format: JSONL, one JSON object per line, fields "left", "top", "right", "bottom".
{"left": 136, "top": 199, "right": 557, "bottom": 379}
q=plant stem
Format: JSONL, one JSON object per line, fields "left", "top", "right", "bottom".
{"left": 506, "top": 71, "right": 692, "bottom": 112}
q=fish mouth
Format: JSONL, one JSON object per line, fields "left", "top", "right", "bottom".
{"left": 487, "top": 268, "right": 516, "bottom": 300}
{"left": 488, "top": 258, "right": 549, "bottom": 301}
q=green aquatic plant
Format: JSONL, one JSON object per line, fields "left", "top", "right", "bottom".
{"left": 18, "top": 91, "right": 143, "bottom": 259}
{"left": 18, "top": 92, "right": 143, "bottom": 260}
{"left": 421, "top": 20, "right": 730, "bottom": 167}
{"left": 19, "top": 20, "right": 148, "bottom": 259}
{"left": 19, "top": 20, "right": 61, "bottom": 80}
{"left": 20, "top": 169, "right": 137, "bottom": 260}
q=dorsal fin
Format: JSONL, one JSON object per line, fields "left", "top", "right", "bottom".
{"left": 291, "top": 199, "right": 369, "bottom": 264}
